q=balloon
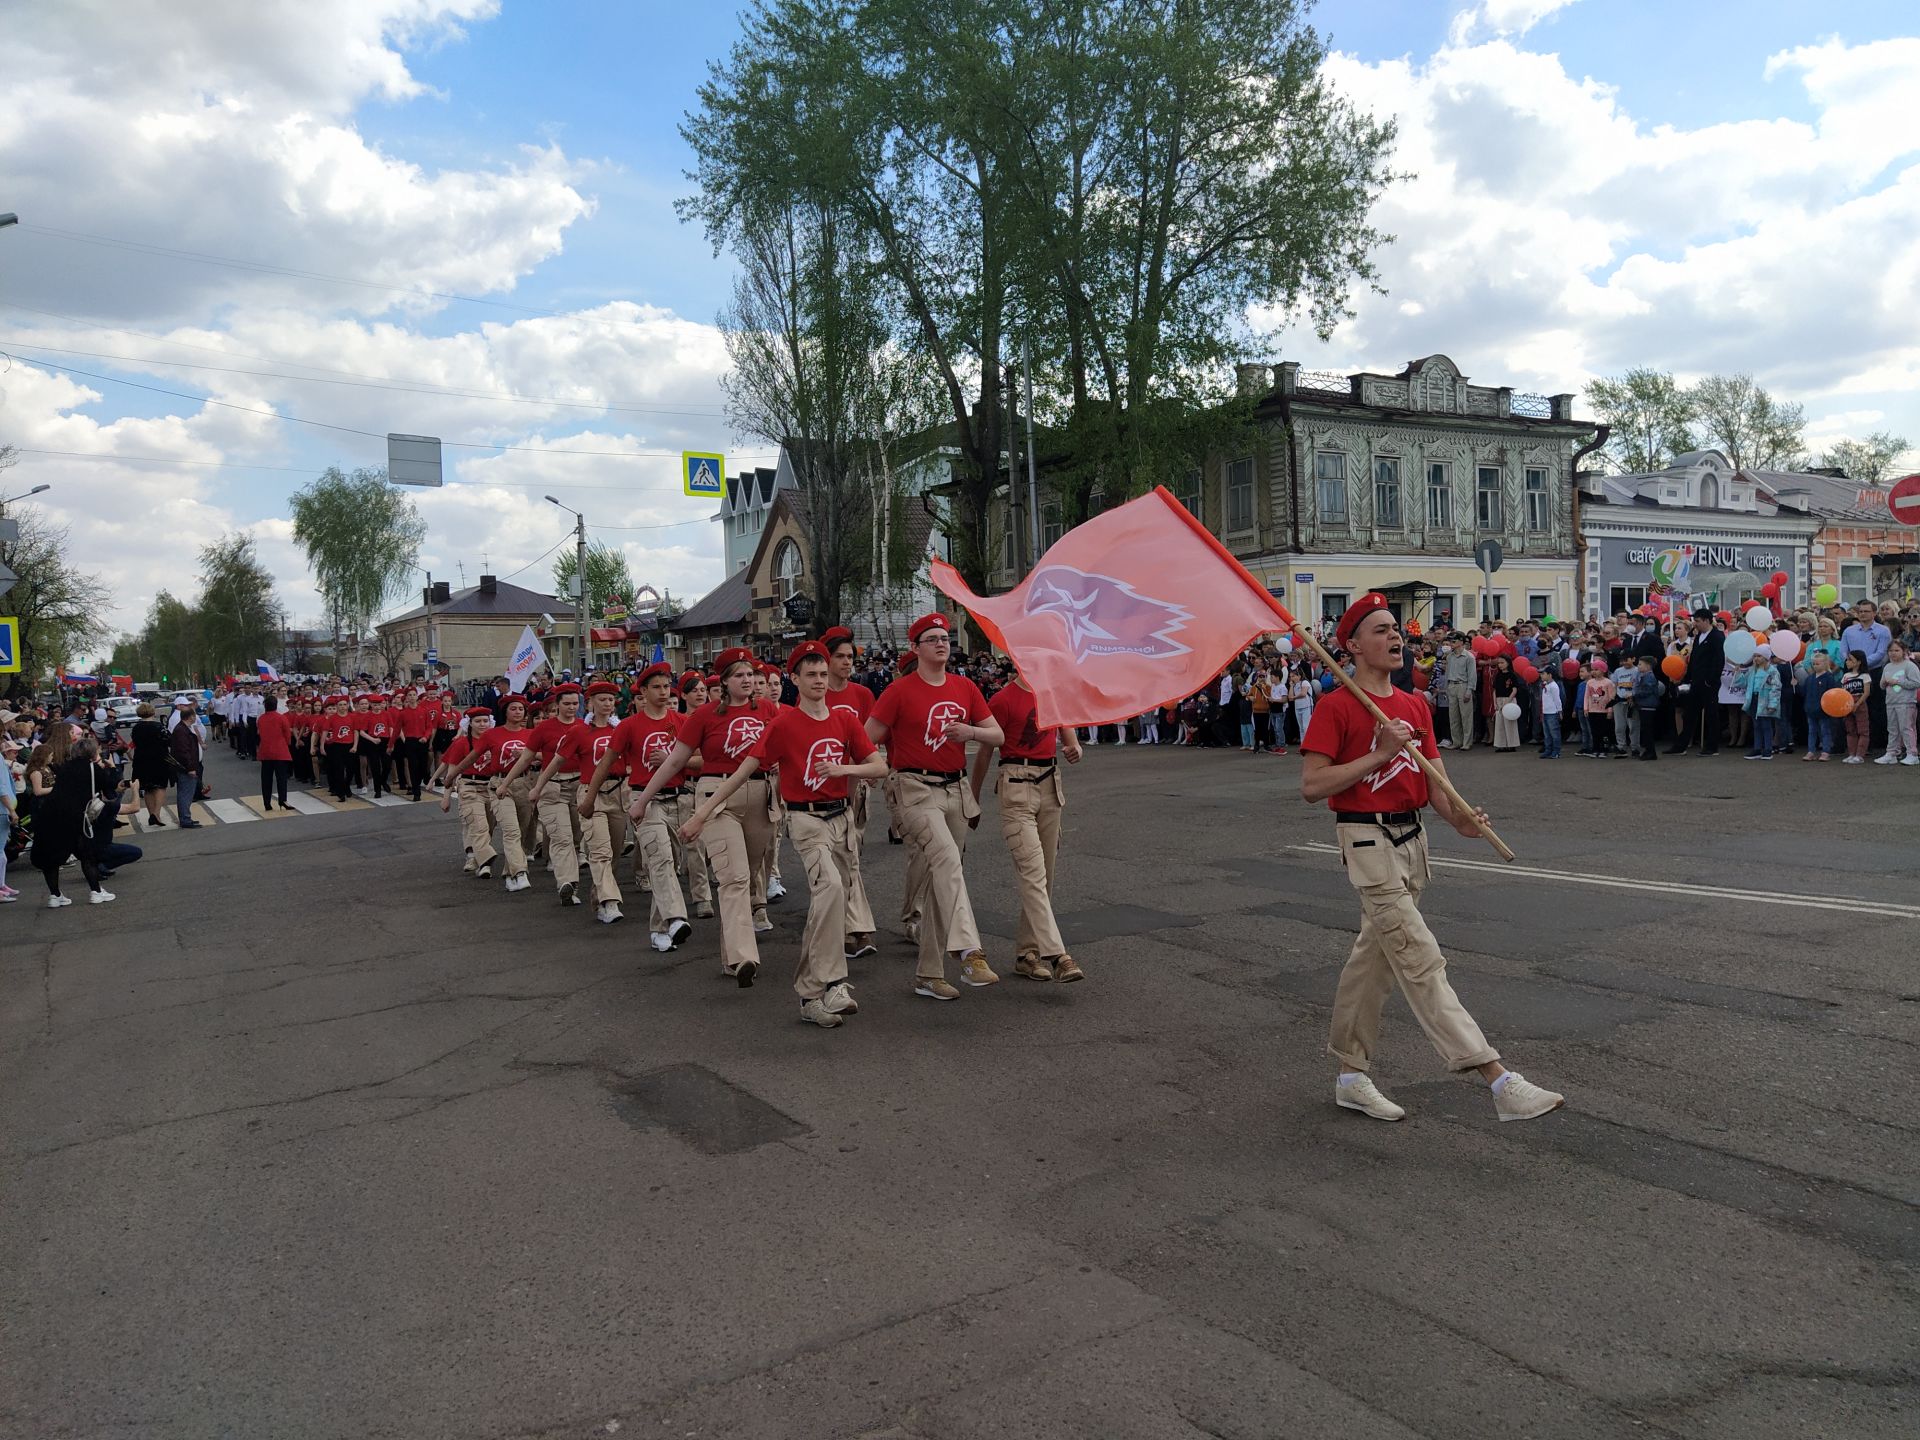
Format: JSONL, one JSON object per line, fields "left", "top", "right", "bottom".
{"left": 1661, "top": 655, "right": 1687, "bottom": 681}
{"left": 1501, "top": 701, "right": 1522, "bottom": 721}
{"left": 1821, "top": 688, "right": 1854, "bottom": 718}
{"left": 1319, "top": 672, "right": 1338, "bottom": 693}
{"left": 1513, "top": 658, "right": 1539, "bottom": 685}
{"left": 1770, "top": 570, "right": 1789, "bottom": 588}
{"left": 1274, "top": 635, "right": 1294, "bottom": 655}
{"left": 1724, "top": 631, "right": 1757, "bottom": 665}
{"left": 1541, "top": 614, "right": 1557, "bottom": 625}
{"left": 1745, "top": 605, "right": 1773, "bottom": 632}
{"left": 1769, "top": 630, "right": 1802, "bottom": 663}
{"left": 1560, "top": 659, "right": 1580, "bottom": 680}
{"left": 1761, "top": 582, "right": 1780, "bottom": 601}
{"left": 1814, "top": 583, "right": 1839, "bottom": 607}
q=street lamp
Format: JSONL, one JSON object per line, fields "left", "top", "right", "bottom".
{"left": 0, "top": 483, "right": 50, "bottom": 505}
{"left": 0, "top": 214, "right": 18, "bottom": 229}
{"left": 545, "top": 495, "right": 588, "bottom": 672}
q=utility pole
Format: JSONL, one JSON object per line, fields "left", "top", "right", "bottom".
{"left": 1004, "top": 363, "right": 1025, "bottom": 576}
{"left": 1021, "top": 340, "right": 1041, "bottom": 571}
{"left": 546, "top": 495, "right": 588, "bottom": 673}
{"left": 424, "top": 570, "right": 438, "bottom": 682}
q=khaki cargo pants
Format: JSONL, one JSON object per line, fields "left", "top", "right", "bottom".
{"left": 887, "top": 772, "right": 980, "bottom": 980}
{"left": 787, "top": 808, "right": 854, "bottom": 1000}
{"left": 458, "top": 777, "right": 527, "bottom": 876}
{"left": 995, "top": 761, "right": 1065, "bottom": 959}
{"left": 1327, "top": 821, "right": 1499, "bottom": 1073}
{"left": 535, "top": 773, "right": 582, "bottom": 893}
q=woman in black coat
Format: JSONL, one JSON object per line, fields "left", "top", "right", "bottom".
{"left": 30, "top": 733, "right": 113, "bottom": 907}
{"left": 128, "top": 703, "right": 172, "bottom": 827}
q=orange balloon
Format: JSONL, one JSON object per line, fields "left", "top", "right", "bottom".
{"left": 1660, "top": 655, "right": 1686, "bottom": 682}
{"left": 1821, "top": 688, "right": 1854, "bottom": 718}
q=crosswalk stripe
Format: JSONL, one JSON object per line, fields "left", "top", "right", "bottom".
{"left": 280, "top": 791, "right": 335, "bottom": 816}
{"left": 202, "top": 798, "right": 260, "bottom": 824}
{"left": 365, "top": 794, "right": 414, "bottom": 807}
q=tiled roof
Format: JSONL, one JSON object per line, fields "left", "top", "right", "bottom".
{"left": 382, "top": 579, "right": 574, "bottom": 627}
{"left": 675, "top": 569, "right": 752, "bottom": 630}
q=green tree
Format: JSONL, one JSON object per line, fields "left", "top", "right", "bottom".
{"left": 289, "top": 466, "right": 427, "bottom": 670}
{"left": 0, "top": 486, "right": 112, "bottom": 695}
{"left": 1822, "top": 431, "right": 1910, "bottom": 486}
{"left": 1689, "top": 374, "right": 1806, "bottom": 471}
{"left": 195, "top": 534, "right": 282, "bottom": 675}
{"left": 553, "top": 541, "right": 636, "bottom": 620}
{"left": 1585, "top": 368, "right": 1697, "bottom": 473}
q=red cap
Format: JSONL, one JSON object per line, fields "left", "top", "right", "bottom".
{"left": 464, "top": 706, "right": 494, "bottom": 719}
{"left": 678, "top": 670, "right": 705, "bottom": 694}
{"left": 714, "top": 646, "right": 755, "bottom": 674}
{"left": 583, "top": 681, "right": 619, "bottom": 697}
{"left": 820, "top": 625, "right": 854, "bottom": 649}
{"left": 897, "top": 650, "right": 915, "bottom": 674}
{"left": 787, "top": 639, "right": 829, "bottom": 671}
{"left": 549, "top": 682, "right": 582, "bottom": 697}
{"left": 637, "top": 661, "right": 674, "bottom": 685}
{"left": 907, "top": 612, "right": 949, "bottom": 643}
{"left": 502, "top": 692, "right": 529, "bottom": 709}
{"left": 1335, "top": 593, "right": 1393, "bottom": 650}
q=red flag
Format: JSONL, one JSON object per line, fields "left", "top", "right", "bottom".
{"left": 930, "top": 486, "right": 1294, "bottom": 728}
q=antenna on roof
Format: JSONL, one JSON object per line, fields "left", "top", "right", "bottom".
{"left": 457, "top": 562, "right": 467, "bottom": 587}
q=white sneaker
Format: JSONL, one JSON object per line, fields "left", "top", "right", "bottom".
{"left": 667, "top": 919, "right": 693, "bottom": 947}
{"left": 47, "top": 894, "right": 73, "bottom": 909}
{"left": 821, "top": 981, "right": 859, "bottom": 1015}
{"left": 558, "top": 881, "right": 581, "bottom": 907}
{"left": 798, "top": 996, "right": 842, "bottom": 1028}
{"left": 1439, "top": 739, "right": 1454, "bottom": 749}
{"left": 462, "top": 856, "right": 476, "bottom": 874}
{"left": 1903, "top": 757, "right": 1920, "bottom": 766}
{"left": 1874, "top": 754, "right": 1897, "bottom": 765}
{"left": 649, "top": 931, "right": 674, "bottom": 952}
{"left": 753, "top": 919, "right": 774, "bottom": 935}
{"left": 476, "top": 863, "right": 492, "bottom": 879}
{"left": 504, "top": 872, "right": 531, "bottom": 893}
{"left": 597, "top": 901, "right": 623, "bottom": 925}
{"left": 89, "top": 889, "right": 117, "bottom": 905}
{"left": 1335, "top": 1073, "right": 1405, "bottom": 1121}
{"left": 1493, "top": 1072, "right": 1565, "bottom": 1122}
{"left": 767, "top": 874, "right": 787, "bottom": 901}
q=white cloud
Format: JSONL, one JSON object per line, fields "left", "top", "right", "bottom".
{"left": 1449, "top": 0, "right": 1581, "bottom": 46}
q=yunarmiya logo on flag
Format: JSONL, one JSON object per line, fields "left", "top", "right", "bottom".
{"left": 930, "top": 486, "right": 1293, "bottom": 728}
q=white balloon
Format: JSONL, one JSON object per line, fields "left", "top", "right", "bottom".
{"left": 1724, "top": 630, "right": 1757, "bottom": 665}
{"left": 1745, "top": 605, "right": 1773, "bottom": 632}
{"left": 1274, "top": 635, "right": 1294, "bottom": 655}
{"left": 1769, "top": 630, "right": 1803, "bottom": 663}
{"left": 1501, "top": 701, "right": 1522, "bottom": 720}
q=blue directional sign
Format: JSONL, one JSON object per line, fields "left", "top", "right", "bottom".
{"left": 682, "top": 451, "right": 725, "bottom": 499}
{"left": 0, "top": 616, "right": 20, "bottom": 674}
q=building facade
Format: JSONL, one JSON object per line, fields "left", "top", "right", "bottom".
{"left": 375, "top": 577, "right": 575, "bottom": 683}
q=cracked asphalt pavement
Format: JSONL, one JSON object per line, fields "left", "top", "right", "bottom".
{"left": 4, "top": 739, "right": 1916, "bottom": 1438}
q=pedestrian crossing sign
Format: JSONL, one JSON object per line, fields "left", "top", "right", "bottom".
{"left": 683, "top": 453, "right": 725, "bottom": 503}
{"left": 0, "top": 616, "right": 19, "bottom": 674}
{"left": 682, "top": 451, "right": 725, "bottom": 499}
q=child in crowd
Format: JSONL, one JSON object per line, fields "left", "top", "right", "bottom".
{"left": 1743, "top": 648, "right": 1781, "bottom": 760}
{"left": 1839, "top": 653, "right": 1871, "bottom": 763}
{"left": 1610, "top": 656, "right": 1640, "bottom": 759}
{"left": 1288, "top": 664, "right": 1315, "bottom": 747}
{"left": 1800, "top": 650, "right": 1840, "bottom": 761}
{"left": 1581, "top": 661, "right": 1616, "bottom": 757}
{"left": 1538, "top": 662, "right": 1563, "bottom": 758}
{"left": 1138, "top": 706, "right": 1161, "bottom": 746}
{"left": 1633, "top": 656, "right": 1664, "bottom": 760}
{"left": 1876, "top": 640, "right": 1920, "bottom": 765}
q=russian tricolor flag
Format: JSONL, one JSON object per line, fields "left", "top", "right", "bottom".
{"left": 256, "top": 659, "right": 280, "bottom": 681}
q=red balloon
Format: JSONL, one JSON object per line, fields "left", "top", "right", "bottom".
{"left": 1770, "top": 570, "right": 1789, "bottom": 588}
{"left": 1761, "top": 581, "right": 1781, "bottom": 601}
{"left": 1560, "top": 658, "right": 1580, "bottom": 680}
{"left": 1513, "top": 658, "right": 1539, "bottom": 685}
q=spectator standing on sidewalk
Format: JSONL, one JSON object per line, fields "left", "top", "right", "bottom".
{"left": 128, "top": 702, "right": 173, "bottom": 828}
{"left": 30, "top": 733, "right": 115, "bottom": 908}
{"left": 1838, "top": 653, "right": 1872, "bottom": 762}
{"left": 1875, "top": 640, "right": 1920, "bottom": 765}
{"left": 0, "top": 733, "right": 20, "bottom": 902}
{"left": 167, "top": 696, "right": 207, "bottom": 827}
{"left": 1841, "top": 600, "right": 1892, "bottom": 751}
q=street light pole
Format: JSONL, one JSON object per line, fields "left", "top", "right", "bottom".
{"left": 545, "top": 496, "right": 587, "bottom": 673}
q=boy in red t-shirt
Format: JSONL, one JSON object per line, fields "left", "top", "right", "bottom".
{"left": 1301, "top": 593, "right": 1564, "bottom": 1125}
{"left": 822, "top": 625, "right": 878, "bottom": 956}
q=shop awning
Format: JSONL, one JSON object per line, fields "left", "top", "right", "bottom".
{"left": 589, "top": 627, "right": 627, "bottom": 643}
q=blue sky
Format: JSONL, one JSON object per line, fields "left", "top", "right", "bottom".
{"left": 2, "top": 0, "right": 1915, "bottom": 638}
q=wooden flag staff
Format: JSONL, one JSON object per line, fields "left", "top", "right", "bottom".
{"left": 1269, "top": 603, "right": 1518, "bottom": 864}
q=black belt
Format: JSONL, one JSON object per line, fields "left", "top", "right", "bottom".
{"left": 1001, "top": 758, "right": 1055, "bottom": 772}
{"left": 643, "top": 786, "right": 686, "bottom": 800}
{"left": 786, "top": 799, "right": 847, "bottom": 816}
{"left": 1337, "top": 810, "right": 1420, "bottom": 825}
{"left": 899, "top": 767, "right": 964, "bottom": 783}
{"left": 596, "top": 776, "right": 628, "bottom": 793}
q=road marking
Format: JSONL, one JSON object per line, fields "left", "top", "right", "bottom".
{"left": 366, "top": 794, "right": 413, "bottom": 807}
{"left": 280, "top": 791, "right": 335, "bottom": 816}
{"left": 202, "top": 798, "right": 259, "bottom": 824}
{"left": 1287, "top": 843, "right": 1920, "bottom": 920}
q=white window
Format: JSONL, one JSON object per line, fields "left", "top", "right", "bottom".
{"left": 1476, "top": 466, "right": 1503, "bottom": 531}
{"left": 1610, "top": 583, "right": 1648, "bottom": 614}
{"left": 1525, "top": 467, "right": 1550, "bottom": 531}
{"left": 1485, "top": 590, "right": 1508, "bottom": 621}
{"left": 1226, "top": 458, "right": 1255, "bottom": 533}
{"left": 1373, "top": 457, "right": 1402, "bottom": 528}
{"left": 1427, "top": 463, "right": 1452, "bottom": 529}
{"left": 1320, "top": 591, "right": 1352, "bottom": 626}
{"left": 1433, "top": 591, "right": 1461, "bottom": 630}
{"left": 1839, "top": 562, "right": 1870, "bottom": 605}
{"left": 773, "top": 538, "right": 803, "bottom": 603}
{"left": 1528, "top": 592, "right": 1553, "bottom": 620}
{"left": 1315, "top": 452, "right": 1347, "bottom": 523}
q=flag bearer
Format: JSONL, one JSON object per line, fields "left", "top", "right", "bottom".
{"left": 1300, "top": 593, "right": 1565, "bottom": 1124}
{"left": 968, "top": 672, "right": 1085, "bottom": 982}
{"left": 681, "top": 640, "right": 887, "bottom": 1026}
{"left": 865, "top": 614, "right": 1004, "bottom": 1000}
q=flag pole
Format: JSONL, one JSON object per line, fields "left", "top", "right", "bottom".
{"left": 1147, "top": 489, "right": 1516, "bottom": 862}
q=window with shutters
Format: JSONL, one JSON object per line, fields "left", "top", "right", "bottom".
{"left": 1476, "top": 465, "right": 1504, "bottom": 531}
{"left": 1315, "top": 452, "right": 1347, "bottom": 523}
{"left": 1427, "top": 462, "right": 1452, "bottom": 529}
{"left": 1227, "top": 458, "right": 1255, "bottom": 533}
{"left": 1373, "top": 457, "right": 1402, "bottom": 528}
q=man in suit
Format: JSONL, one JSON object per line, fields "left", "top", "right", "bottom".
{"left": 1669, "top": 608, "right": 1725, "bottom": 755}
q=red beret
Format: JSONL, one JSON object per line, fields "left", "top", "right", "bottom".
{"left": 465, "top": 706, "right": 494, "bottom": 719}
{"left": 787, "top": 639, "right": 829, "bottom": 671}
{"left": 1335, "top": 593, "right": 1393, "bottom": 650}
{"left": 637, "top": 661, "right": 673, "bottom": 685}
{"left": 550, "top": 682, "right": 582, "bottom": 697}
{"left": 896, "top": 650, "right": 915, "bottom": 674}
{"left": 583, "top": 681, "right": 619, "bottom": 697}
{"left": 714, "top": 646, "right": 755, "bottom": 674}
{"left": 677, "top": 670, "right": 705, "bottom": 694}
{"left": 820, "top": 625, "right": 854, "bottom": 648}
{"left": 502, "top": 692, "right": 529, "bottom": 708}
{"left": 908, "top": 612, "right": 950, "bottom": 643}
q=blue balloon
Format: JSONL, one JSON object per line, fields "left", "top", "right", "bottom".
{"left": 1724, "top": 630, "right": 1757, "bottom": 666}
{"left": 1320, "top": 672, "right": 1339, "bottom": 693}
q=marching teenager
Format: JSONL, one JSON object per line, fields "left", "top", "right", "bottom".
{"left": 629, "top": 650, "right": 772, "bottom": 985}
{"left": 514, "top": 682, "right": 588, "bottom": 906}
{"left": 561, "top": 681, "right": 627, "bottom": 924}
{"left": 489, "top": 692, "right": 540, "bottom": 862}
{"left": 682, "top": 641, "right": 888, "bottom": 1027}
{"left": 675, "top": 672, "right": 715, "bottom": 919}
{"left": 429, "top": 688, "right": 459, "bottom": 789}
{"left": 586, "top": 662, "right": 692, "bottom": 953}
{"left": 866, "top": 613, "right": 1004, "bottom": 1000}
{"left": 822, "top": 625, "right": 878, "bottom": 957}
{"left": 288, "top": 699, "right": 315, "bottom": 789}
{"left": 398, "top": 687, "right": 432, "bottom": 799}
{"left": 754, "top": 662, "right": 788, "bottom": 906}
{"left": 439, "top": 707, "right": 532, "bottom": 890}
{"left": 968, "top": 671, "right": 1085, "bottom": 983}
{"left": 1299, "top": 593, "right": 1565, "bottom": 1124}
{"left": 362, "top": 693, "right": 398, "bottom": 798}
{"left": 320, "top": 695, "right": 358, "bottom": 802}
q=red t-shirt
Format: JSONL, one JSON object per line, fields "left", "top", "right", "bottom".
{"left": 256, "top": 711, "right": 294, "bottom": 763}
{"left": 530, "top": 716, "right": 583, "bottom": 771}
{"left": 988, "top": 683, "right": 1057, "bottom": 762}
{"left": 826, "top": 680, "right": 875, "bottom": 724}
{"left": 442, "top": 734, "right": 473, "bottom": 774}
{"left": 364, "top": 709, "right": 396, "bottom": 743}
{"left": 486, "top": 726, "right": 534, "bottom": 779}
{"left": 397, "top": 704, "right": 432, "bottom": 741}
{"left": 1300, "top": 684, "right": 1436, "bottom": 814}
{"left": 454, "top": 729, "right": 503, "bottom": 779}
{"left": 610, "top": 709, "right": 686, "bottom": 788}
{"left": 558, "top": 719, "right": 623, "bottom": 780}
{"left": 869, "top": 671, "right": 989, "bottom": 774}
{"left": 677, "top": 701, "right": 774, "bottom": 779}
{"left": 751, "top": 706, "right": 877, "bottom": 804}
{"left": 321, "top": 714, "right": 358, "bottom": 746}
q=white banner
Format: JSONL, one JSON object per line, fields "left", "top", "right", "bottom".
{"left": 505, "top": 624, "right": 546, "bottom": 692}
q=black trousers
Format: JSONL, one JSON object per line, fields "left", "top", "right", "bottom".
{"left": 368, "top": 745, "right": 391, "bottom": 797}
{"left": 404, "top": 737, "right": 430, "bottom": 797}
{"left": 260, "top": 758, "right": 291, "bottom": 807}
{"left": 292, "top": 744, "right": 313, "bottom": 786}
{"left": 1867, "top": 667, "right": 1887, "bottom": 749}
{"left": 1678, "top": 686, "right": 1718, "bottom": 752}
{"left": 324, "top": 742, "right": 355, "bottom": 800}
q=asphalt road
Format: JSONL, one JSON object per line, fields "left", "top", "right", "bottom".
{"left": 4, "top": 734, "right": 1916, "bottom": 1439}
